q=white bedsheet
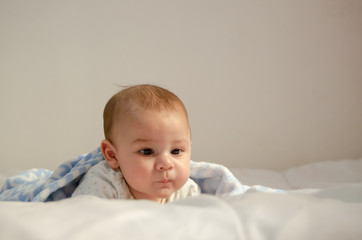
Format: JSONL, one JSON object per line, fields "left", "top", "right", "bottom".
{"left": 231, "top": 158, "right": 362, "bottom": 190}
{"left": 1, "top": 158, "right": 362, "bottom": 239}
{"left": 1, "top": 184, "right": 361, "bottom": 240}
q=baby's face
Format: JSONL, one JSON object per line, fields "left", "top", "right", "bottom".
{"left": 112, "top": 106, "right": 191, "bottom": 202}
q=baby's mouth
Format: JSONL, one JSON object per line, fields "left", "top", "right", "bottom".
{"left": 160, "top": 179, "right": 171, "bottom": 183}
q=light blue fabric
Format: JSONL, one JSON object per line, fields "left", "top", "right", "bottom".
{"left": 0, "top": 147, "right": 283, "bottom": 202}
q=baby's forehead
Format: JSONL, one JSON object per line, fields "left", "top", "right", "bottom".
{"left": 112, "top": 99, "right": 190, "bottom": 130}
{"left": 117, "top": 103, "right": 189, "bottom": 129}
{"left": 111, "top": 102, "right": 191, "bottom": 141}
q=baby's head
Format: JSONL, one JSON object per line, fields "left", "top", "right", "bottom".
{"left": 101, "top": 84, "right": 191, "bottom": 202}
{"left": 103, "top": 84, "right": 189, "bottom": 142}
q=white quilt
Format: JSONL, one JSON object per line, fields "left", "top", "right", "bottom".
{"left": 1, "top": 158, "right": 362, "bottom": 240}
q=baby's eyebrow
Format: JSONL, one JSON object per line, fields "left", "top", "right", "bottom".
{"left": 131, "top": 138, "right": 190, "bottom": 145}
{"left": 172, "top": 139, "right": 191, "bottom": 146}
{"left": 132, "top": 138, "right": 151, "bottom": 144}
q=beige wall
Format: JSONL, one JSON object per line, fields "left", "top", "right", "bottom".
{"left": 1, "top": 0, "right": 361, "bottom": 170}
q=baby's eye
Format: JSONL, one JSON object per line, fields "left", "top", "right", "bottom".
{"left": 171, "top": 149, "right": 182, "bottom": 155}
{"left": 139, "top": 149, "right": 154, "bottom": 156}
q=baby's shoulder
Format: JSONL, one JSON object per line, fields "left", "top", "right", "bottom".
{"left": 86, "top": 161, "right": 123, "bottom": 180}
{"left": 167, "top": 178, "right": 201, "bottom": 202}
{"left": 184, "top": 178, "right": 201, "bottom": 193}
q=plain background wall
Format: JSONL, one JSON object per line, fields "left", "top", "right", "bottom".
{"left": 0, "top": 0, "right": 361, "bottom": 171}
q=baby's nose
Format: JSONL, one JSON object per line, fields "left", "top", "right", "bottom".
{"left": 156, "top": 155, "right": 173, "bottom": 171}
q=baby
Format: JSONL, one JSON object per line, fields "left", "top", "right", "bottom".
{"left": 72, "top": 84, "right": 201, "bottom": 203}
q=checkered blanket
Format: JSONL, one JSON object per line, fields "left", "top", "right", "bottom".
{"left": 0, "top": 147, "right": 282, "bottom": 202}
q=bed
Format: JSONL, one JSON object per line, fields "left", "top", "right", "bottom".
{"left": 1, "top": 157, "right": 362, "bottom": 240}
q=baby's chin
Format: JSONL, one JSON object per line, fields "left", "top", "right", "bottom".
{"left": 150, "top": 179, "right": 188, "bottom": 200}
{"left": 154, "top": 190, "right": 175, "bottom": 199}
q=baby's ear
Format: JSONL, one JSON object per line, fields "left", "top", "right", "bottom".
{"left": 100, "top": 140, "right": 119, "bottom": 169}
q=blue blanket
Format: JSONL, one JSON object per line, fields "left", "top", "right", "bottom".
{"left": 0, "top": 147, "right": 282, "bottom": 202}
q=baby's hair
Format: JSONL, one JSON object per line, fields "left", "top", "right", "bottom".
{"left": 103, "top": 84, "right": 188, "bottom": 141}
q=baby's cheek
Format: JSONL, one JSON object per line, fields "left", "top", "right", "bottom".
{"left": 123, "top": 162, "right": 152, "bottom": 181}
{"left": 132, "top": 163, "right": 151, "bottom": 176}
{"left": 177, "top": 163, "right": 190, "bottom": 184}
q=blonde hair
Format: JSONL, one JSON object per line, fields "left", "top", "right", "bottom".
{"left": 103, "top": 84, "right": 189, "bottom": 141}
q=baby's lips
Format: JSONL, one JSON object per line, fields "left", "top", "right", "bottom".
{"left": 159, "top": 179, "right": 171, "bottom": 183}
